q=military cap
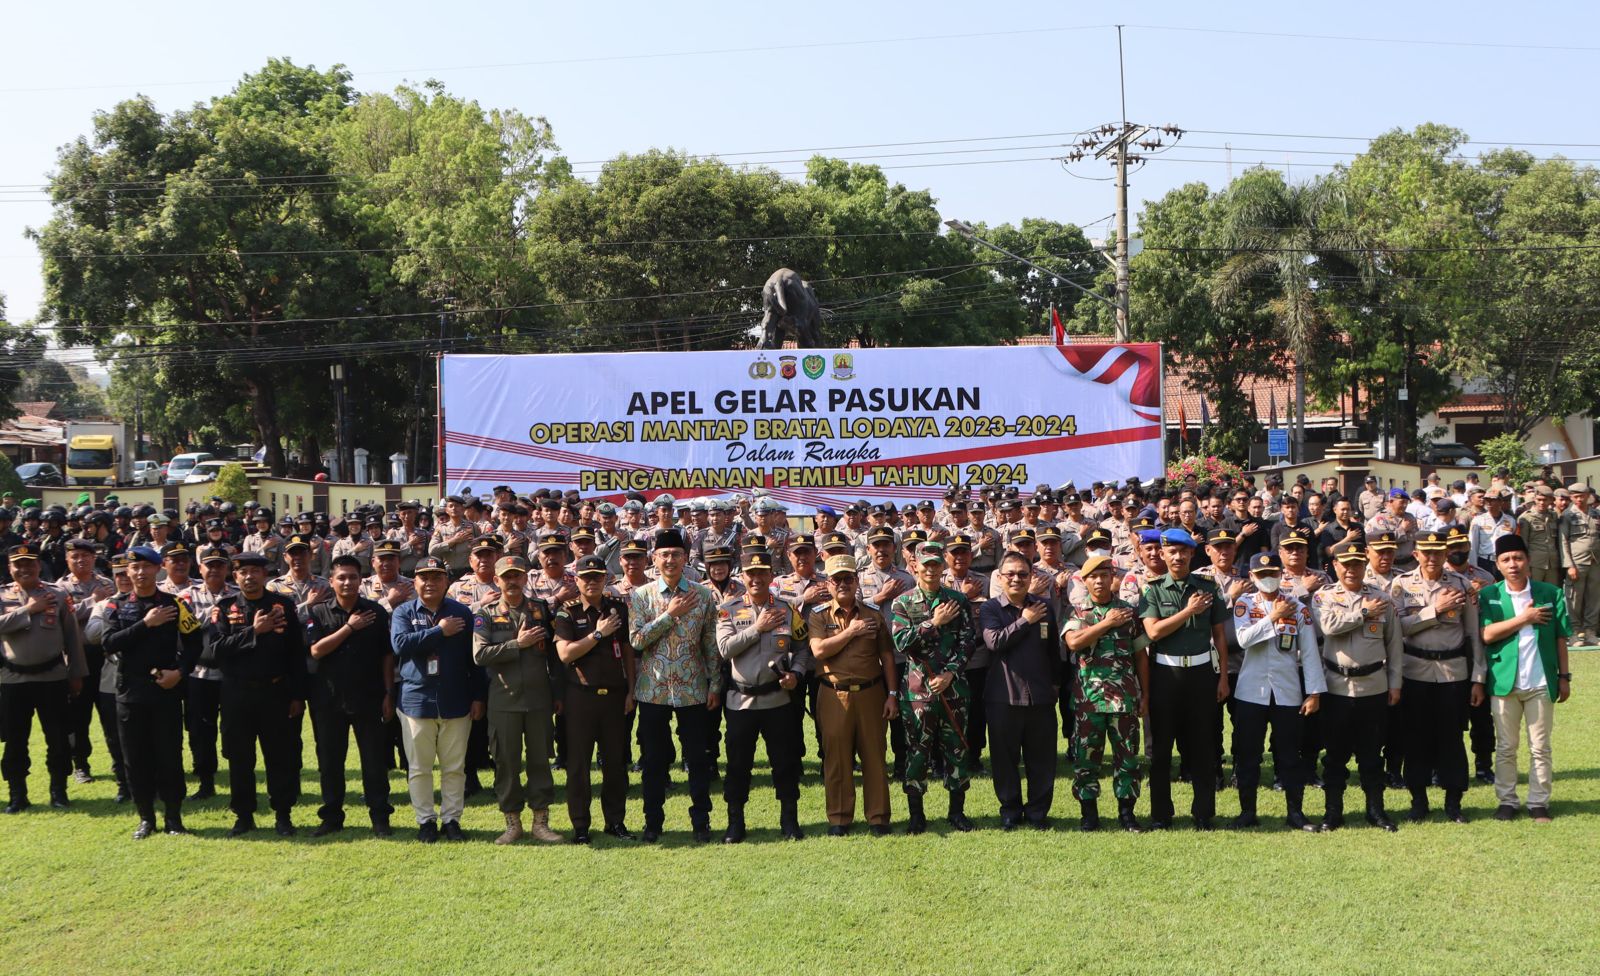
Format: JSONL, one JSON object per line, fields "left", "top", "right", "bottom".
{"left": 653, "top": 528, "right": 687, "bottom": 551}
{"left": 159, "top": 542, "right": 191, "bottom": 559}
{"left": 621, "top": 499, "right": 644, "bottom": 514}
{"left": 998, "top": 499, "right": 1019, "bottom": 512}
{"left": 233, "top": 552, "right": 269, "bottom": 568}
{"left": 651, "top": 494, "right": 677, "bottom": 509}
{"left": 205, "top": 518, "right": 226, "bottom": 531}
{"left": 126, "top": 545, "right": 162, "bottom": 566}
{"left": 869, "top": 504, "right": 890, "bottom": 517}
{"left": 197, "top": 545, "right": 232, "bottom": 564}
{"left": 741, "top": 550, "right": 776, "bottom": 573}
{"left": 147, "top": 513, "right": 171, "bottom": 527}
{"left": 1278, "top": 525, "right": 1313, "bottom": 547}
{"left": 824, "top": 554, "right": 858, "bottom": 578}
{"left": 1035, "top": 525, "right": 1062, "bottom": 543}
{"left": 285, "top": 533, "right": 314, "bottom": 552}
{"left": 866, "top": 526, "right": 896, "bottom": 545}
{"left": 949, "top": 500, "right": 969, "bottom": 513}
{"left": 704, "top": 545, "right": 736, "bottom": 564}
{"left": 6, "top": 543, "right": 39, "bottom": 562}
{"left": 901, "top": 528, "right": 929, "bottom": 548}
{"left": 915, "top": 499, "right": 935, "bottom": 511}
{"left": 472, "top": 537, "right": 505, "bottom": 555}
{"left": 1082, "top": 527, "right": 1113, "bottom": 547}
{"left": 1249, "top": 552, "right": 1282, "bottom": 572}
{"left": 619, "top": 539, "right": 648, "bottom": 557}
{"left": 915, "top": 542, "right": 948, "bottom": 565}
{"left": 1131, "top": 512, "right": 1158, "bottom": 532}
{"left": 1445, "top": 525, "right": 1471, "bottom": 547}
{"left": 1414, "top": 530, "right": 1450, "bottom": 551}
{"left": 1010, "top": 528, "right": 1037, "bottom": 546}
{"left": 1161, "top": 527, "right": 1198, "bottom": 548}
{"left": 1137, "top": 529, "right": 1163, "bottom": 545}
{"left": 1206, "top": 528, "right": 1238, "bottom": 545}
{"left": 946, "top": 534, "right": 972, "bottom": 552}
{"left": 279, "top": 515, "right": 295, "bottom": 527}
{"left": 109, "top": 553, "right": 130, "bottom": 570}
{"left": 538, "top": 496, "right": 562, "bottom": 510}
{"left": 740, "top": 534, "right": 768, "bottom": 552}
{"left": 819, "top": 531, "right": 852, "bottom": 553}
{"left": 1330, "top": 540, "right": 1368, "bottom": 563}
{"left": 570, "top": 526, "right": 596, "bottom": 544}
{"left": 373, "top": 539, "right": 403, "bottom": 558}
{"left": 594, "top": 502, "right": 617, "bottom": 517}
{"left": 565, "top": 554, "right": 603, "bottom": 577}
{"left": 1080, "top": 553, "right": 1113, "bottom": 577}
{"left": 1435, "top": 497, "right": 1457, "bottom": 511}
{"left": 1536, "top": 485, "right": 1556, "bottom": 498}
{"left": 64, "top": 538, "right": 99, "bottom": 554}
{"left": 445, "top": 494, "right": 465, "bottom": 505}
{"left": 1367, "top": 531, "right": 1399, "bottom": 551}
{"left": 537, "top": 533, "right": 570, "bottom": 552}
{"left": 412, "top": 556, "right": 450, "bottom": 576}
{"left": 494, "top": 555, "right": 530, "bottom": 577}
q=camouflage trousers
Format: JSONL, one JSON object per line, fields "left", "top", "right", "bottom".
{"left": 900, "top": 692, "right": 971, "bottom": 796}
{"left": 1072, "top": 710, "right": 1143, "bottom": 801}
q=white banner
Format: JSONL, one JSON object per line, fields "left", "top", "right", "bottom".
{"left": 440, "top": 344, "right": 1164, "bottom": 510}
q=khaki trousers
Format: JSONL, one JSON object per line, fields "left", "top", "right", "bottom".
{"left": 817, "top": 682, "right": 891, "bottom": 826}
{"left": 399, "top": 712, "right": 471, "bottom": 826}
{"left": 1491, "top": 689, "right": 1554, "bottom": 809}
{"left": 1564, "top": 565, "right": 1600, "bottom": 636}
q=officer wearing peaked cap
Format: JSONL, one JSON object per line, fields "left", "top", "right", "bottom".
{"left": 1, "top": 543, "right": 88, "bottom": 813}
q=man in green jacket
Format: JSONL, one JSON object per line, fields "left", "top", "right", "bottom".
{"left": 1478, "top": 535, "right": 1573, "bottom": 824}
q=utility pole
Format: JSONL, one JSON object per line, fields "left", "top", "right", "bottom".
{"left": 1059, "top": 26, "right": 1183, "bottom": 343}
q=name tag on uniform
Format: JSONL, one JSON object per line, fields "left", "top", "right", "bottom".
{"left": 735, "top": 611, "right": 753, "bottom": 624}
{"left": 1278, "top": 632, "right": 1295, "bottom": 651}
{"left": 426, "top": 656, "right": 440, "bottom": 676}
{"left": 1040, "top": 622, "right": 1049, "bottom": 640}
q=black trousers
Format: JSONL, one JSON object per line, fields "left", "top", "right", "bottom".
{"left": 0, "top": 680, "right": 72, "bottom": 787}
{"left": 987, "top": 701, "right": 1057, "bottom": 822}
{"left": 787, "top": 682, "right": 810, "bottom": 762}
{"left": 70, "top": 644, "right": 104, "bottom": 770}
{"left": 1320, "top": 692, "right": 1388, "bottom": 800}
{"left": 1402, "top": 679, "right": 1469, "bottom": 795}
{"left": 221, "top": 686, "right": 300, "bottom": 818}
{"left": 1058, "top": 655, "right": 1078, "bottom": 742}
{"left": 723, "top": 705, "right": 800, "bottom": 808}
{"left": 312, "top": 699, "right": 393, "bottom": 824}
{"left": 94, "top": 691, "right": 126, "bottom": 787}
{"left": 964, "top": 667, "right": 990, "bottom": 766}
{"left": 1231, "top": 699, "right": 1306, "bottom": 797}
{"left": 889, "top": 662, "right": 908, "bottom": 779}
{"left": 638, "top": 701, "right": 712, "bottom": 830}
{"left": 467, "top": 715, "right": 491, "bottom": 772}
{"left": 1468, "top": 697, "right": 1495, "bottom": 768}
{"left": 1213, "top": 671, "right": 1240, "bottom": 772}
{"left": 117, "top": 697, "right": 185, "bottom": 822}
{"left": 184, "top": 677, "right": 221, "bottom": 783}
{"left": 1149, "top": 662, "right": 1218, "bottom": 823}
{"left": 565, "top": 687, "right": 630, "bottom": 832}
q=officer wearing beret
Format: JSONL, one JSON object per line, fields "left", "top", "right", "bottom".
{"left": 98, "top": 546, "right": 205, "bottom": 839}
{"left": 1313, "top": 540, "right": 1404, "bottom": 832}
{"left": 472, "top": 555, "right": 564, "bottom": 844}
{"left": 714, "top": 549, "right": 807, "bottom": 842}
{"left": 207, "top": 551, "right": 308, "bottom": 837}
{"left": 554, "top": 554, "right": 637, "bottom": 843}
{"left": 1, "top": 543, "right": 88, "bottom": 812}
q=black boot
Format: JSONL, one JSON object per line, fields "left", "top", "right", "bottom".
{"left": 191, "top": 777, "right": 216, "bottom": 801}
{"left": 1229, "top": 788, "right": 1260, "bottom": 829}
{"left": 947, "top": 790, "right": 973, "bottom": 832}
{"left": 1407, "top": 789, "right": 1429, "bottom": 823}
{"left": 722, "top": 805, "right": 746, "bottom": 844}
{"left": 114, "top": 777, "right": 130, "bottom": 804}
{"left": 779, "top": 800, "right": 803, "bottom": 841}
{"left": 1443, "top": 790, "right": 1468, "bottom": 824}
{"left": 906, "top": 793, "right": 927, "bottom": 835}
{"left": 4, "top": 781, "right": 29, "bottom": 814}
{"left": 1365, "top": 795, "right": 1398, "bottom": 832}
{"left": 1079, "top": 798, "right": 1101, "bottom": 832}
{"left": 49, "top": 777, "right": 70, "bottom": 809}
{"left": 1116, "top": 797, "right": 1142, "bottom": 833}
{"left": 1284, "top": 788, "right": 1318, "bottom": 832}
{"left": 1320, "top": 790, "right": 1345, "bottom": 832}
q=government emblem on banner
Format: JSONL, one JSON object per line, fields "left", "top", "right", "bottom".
{"left": 779, "top": 355, "right": 798, "bottom": 379}
{"left": 802, "top": 354, "right": 825, "bottom": 379}
{"left": 831, "top": 353, "right": 854, "bottom": 380}
{"left": 748, "top": 355, "right": 775, "bottom": 379}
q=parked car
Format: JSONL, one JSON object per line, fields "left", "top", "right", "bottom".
{"left": 15, "top": 462, "right": 64, "bottom": 487}
{"left": 1421, "top": 442, "right": 1481, "bottom": 467}
{"left": 131, "top": 459, "right": 162, "bottom": 486}
{"left": 165, "top": 452, "right": 214, "bottom": 484}
{"left": 182, "top": 460, "right": 231, "bottom": 484}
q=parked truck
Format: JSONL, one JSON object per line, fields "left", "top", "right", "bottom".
{"left": 65, "top": 421, "right": 130, "bottom": 486}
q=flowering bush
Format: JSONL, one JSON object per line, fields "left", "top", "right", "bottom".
{"left": 1166, "top": 454, "right": 1243, "bottom": 485}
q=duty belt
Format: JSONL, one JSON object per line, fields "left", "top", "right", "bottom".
{"left": 823, "top": 674, "right": 882, "bottom": 692}
{"left": 1403, "top": 644, "right": 1468, "bottom": 662}
{"left": 1153, "top": 651, "right": 1214, "bottom": 669}
{"left": 1323, "top": 658, "right": 1385, "bottom": 678}
{"left": 571, "top": 683, "right": 623, "bottom": 695}
{"left": 734, "top": 679, "right": 783, "bottom": 696}
{"left": 0, "top": 657, "right": 63, "bottom": 675}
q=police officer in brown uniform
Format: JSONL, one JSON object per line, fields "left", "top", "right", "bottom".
{"left": 1, "top": 543, "right": 87, "bottom": 811}
{"left": 807, "top": 554, "right": 898, "bottom": 836}
{"left": 1389, "top": 530, "right": 1487, "bottom": 824}
{"left": 1518, "top": 486, "right": 1561, "bottom": 586}
{"left": 1313, "top": 540, "right": 1404, "bottom": 832}
{"left": 553, "top": 554, "right": 636, "bottom": 843}
{"left": 472, "top": 555, "right": 564, "bottom": 844}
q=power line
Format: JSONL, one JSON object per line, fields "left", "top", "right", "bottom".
{"left": 1129, "top": 24, "right": 1600, "bottom": 53}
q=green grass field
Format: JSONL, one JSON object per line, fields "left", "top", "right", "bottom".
{"left": 4, "top": 656, "right": 1598, "bottom": 975}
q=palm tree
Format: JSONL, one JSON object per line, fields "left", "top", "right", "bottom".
{"left": 1211, "top": 169, "right": 1370, "bottom": 462}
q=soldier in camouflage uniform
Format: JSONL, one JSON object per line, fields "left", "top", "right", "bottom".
{"left": 890, "top": 541, "right": 976, "bottom": 833}
{"left": 1063, "top": 554, "right": 1148, "bottom": 831}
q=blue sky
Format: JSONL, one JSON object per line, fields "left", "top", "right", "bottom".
{"left": 3, "top": 0, "right": 1597, "bottom": 326}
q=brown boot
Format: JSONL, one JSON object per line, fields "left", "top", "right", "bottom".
{"left": 527, "top": 808, "right": 563, "bottom": 844}
{"left": 495, "top": 811, "right": 525, "bottom": 845}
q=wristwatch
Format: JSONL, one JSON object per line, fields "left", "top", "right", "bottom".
{"left": 1558, "top": 672, "right": 1573, "bottom": 681}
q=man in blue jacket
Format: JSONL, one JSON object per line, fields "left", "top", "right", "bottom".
{"left": 391, "top": 556, "right": 486, "bottom": 842}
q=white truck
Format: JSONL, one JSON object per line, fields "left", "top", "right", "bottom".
{"left": 65, "top": 420, "right": 131, "bottom": 486}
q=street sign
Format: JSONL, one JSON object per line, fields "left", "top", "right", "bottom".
{"left": 1267, "top": 428, "right": 1289, "bottom": 457}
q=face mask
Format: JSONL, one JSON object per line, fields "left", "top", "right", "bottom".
{"left": 1254, "top": 576, "right": 1282, "bottom": 595}
{"left": 1447, "top": 550, "right": 1468, "bottom": 567}
{"left": 1087, "top": 547, "right": 1110, "bottom": 560}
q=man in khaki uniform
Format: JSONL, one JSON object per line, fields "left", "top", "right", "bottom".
{"left": 1557, "top": 485, "right": 1600, "bottom": 642}
{"left": 807, "top": 554, "right": 898, "bottom": 836}
{"left": 1389, "top": 530, "right": 1486, "bottom": 824}
{"left": 1313, "top": 540, "right": 1404, "bottom": 832}
{"left": 0, "top": 544, "right": 88, "bottom": 811}
{"left": 471, "top": 555, "right": 564, "bottom": 844}
{"left": 1518, "top": 485, "right": 1561, "bottom": 586}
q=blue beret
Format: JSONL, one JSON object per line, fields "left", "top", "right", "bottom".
{"left": 1160, "top": 527, "right": 1198, "bottom": 548}
{"left": 1137, "top": 529, "right": 1163, "bottom": 545}
{"left": 127, "top": 545, "right": 163, "bottom": 566}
